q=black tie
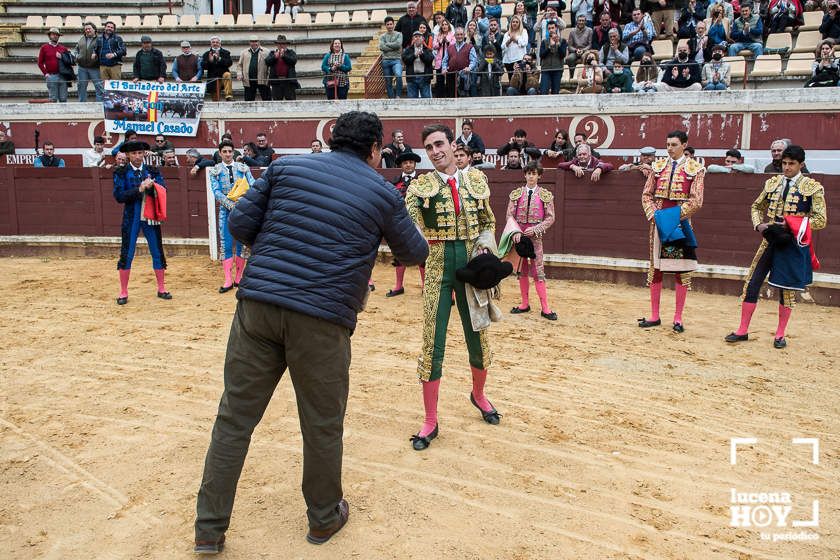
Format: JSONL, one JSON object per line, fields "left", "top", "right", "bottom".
{"left": 526, "top": 189, "right": 533, "bottom": 217}
{"left": 403, "top": 175, "right": 411, "bottom": 184}
{"left": 668, "top": 160, "right": 677, "bottom": 187}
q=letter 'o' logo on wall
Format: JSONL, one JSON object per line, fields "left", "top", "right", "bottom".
{"left": 569, "top": 115, "right": 615, "bottom": 149}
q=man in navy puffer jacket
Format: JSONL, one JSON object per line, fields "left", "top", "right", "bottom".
{"left": 194, "top": 111, "right": 428, "bottom": 553}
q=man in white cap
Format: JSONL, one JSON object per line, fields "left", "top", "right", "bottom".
{"left": 238, "top": 36, "right": 270, "bottom": 101}
{"left": 173, "top": 40, "right": 203, "bottom": 82}
{"left": 37, "top": 27, "right": 69, "bottom": 102}
{"left": 133, "top": 35, "right": 166, "bottom": 83}
{"left": 619, "top": 146, "right": 657, "bottom": 174}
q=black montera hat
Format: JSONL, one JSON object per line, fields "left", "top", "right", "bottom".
{"left": 515, "top": 236, "right": 536, "bottom": 259}
{"left": 395, "top": 152, "right": 421, "bottom": 164}
{"left": 455, "top": 253, "right": 513, "bottom": 290}
{"left": 120, "top": 140, "right": 151, "bottom": 153}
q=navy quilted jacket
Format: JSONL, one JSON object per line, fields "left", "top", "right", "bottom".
{"left": 229, "top": 150, "right": 429, "bottom": 330}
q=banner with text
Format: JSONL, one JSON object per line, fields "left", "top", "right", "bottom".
{"left": 103, "top": 81, "right": 205, "bottom": 137}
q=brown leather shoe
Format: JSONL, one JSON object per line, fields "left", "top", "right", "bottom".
{"left": 306, "top": 499, "right": 349, "bottom": 545}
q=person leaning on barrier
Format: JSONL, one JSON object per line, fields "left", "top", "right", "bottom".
{"left": 707, "top": 148, "right": 756, "bottom": 173}
{"left": 187, "top": 148, "right": 214, "bottom": 176}
{"left": 201, "top": 36, "right": 234, "bottom": 101}
{"left": 193, "top": 111, "right": 428, "bottom": 553}
{"left": 83, "top": 136, "right": 107, "bottom": 167}
{"left": 0, "top": 128, "right": 16, "bottom": 155}
{"left": 34, "top": 141, "right": 65, "bottom": 167}
{"left": 619, "top": 146, "right": 657, "bottom": 174}
{"left": 558, "top": 142, "right": 613, "bottom": 181}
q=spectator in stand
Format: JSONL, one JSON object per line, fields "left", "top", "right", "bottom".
{"left": 239, "top": 36, "right": 271, "bottom": 101}
{"left": 600, "top": 28, "right": 630, "bottom": 74}
{"left": 431, "top": 10, "right": 446, "bottom": 35}
{"left": 482, "top": 18, "right": 505, "bottom": 56}
{"left": 678, "top": 0, "right": 707, "bottom": 37}
{"left": 96, "top": 21, "right": 126, "bottom": 83}
{"left": 162, "top": 149, "right": 179, "bottom": 167}
{"left": 321, "top": 39, "right": 352, "bottom": 100}
{"left": 453, "top": 143, "right": 473, "bottom": 170}
{"left": 595, "top": 0, "right": 623, "bottom": 24}
{"left": 311, "top": 140, "right": 324, "bottom": 153}
{"left": 646, "top": 0, "right": 677, "bottom": 39}
{"left": 0, "top": 128, "right": 14, "bottom": 155}
{"left": 805, "top": 38, "right": 840, "bottom": 86}
{"left": 456, "top": 120, "right": 486, "bottom": 155}
{"left": 524, "top": 0, "right": 541, "bottom": 24}
{"left": 498, "top": 129, "right": 543, "bottom": 161}
{"left": 592, "top": 12, "right": 619, "bottom": 52}
{"left": 83, "top": 136, "right": 107, "bottom": 167}
{"left": 34, "top": 142, "right": 65, "bottom": 167}
{"left": 706, "top": 0, "right": 734, "bottom": 24}
{"left": 172, "top": 41, "right": 202, "bottom": 83}
{"left": 684, "top": 145, "right": 706, "bottom": 165}
{"left": 475, "top": 44, "right": 505, "bottom": 95}
{"left": 567, "top": 14, "right": 595, "bottom": 71}
{"left": 151, "top": 134, "right": 174, "bottom": 157}
{"left": 766, "top": 0, "right": 802, "bottom": 33}
{"left": 536, "top": 6, "right": 566, "bottom": 45}
{"left": 202, "top": 36, "right": 234, "bottom": 101}
{"left": 558, "top": 143, "right": 613, "bottom": 181}
{"left": 466, "top": 20, "right": 483, "bottom": 49}
{"left": 543, "top": 130, "right": 575, "bottom": 161}
{"left": 471, "top": 4, "right": 491, "bottom": 34}
{"left": 417, "top": 22, "right": 434, "bottom": 50}
{"left": 381, "top": 129, "right": 414, "bottom": 168}
{"left": 513, "top": 2, "right": 537, "bottom": 47}
{"left": 576, "top": 50, "right": 605, "bottom": 92}
{"left": 486, "top": 0, "right": 503, "bottom": 21}
{"left": 821, "top": 1, "right": 840, "bottom": 41}
{"left": 73, "top": 23, "right": 103, "bottom": 103}
{"left": 133, "top": 35, "right": 166, "bottom": 83}
{"left": 381, "top": 17, "right": 405, "bottom": 99}
{"left": 506, "top": 53, "right": 541, "bottom": 94}
{"left": 633, "top": 52, "right": 660, "bottom": 91}
{"left": 403, "top": 31, "right": 435, "bottom": 98}
{"left": 690, "top": 20, "right": 712, "bottom": 64}
{"left": 111, "top": 130, "right": 138, "bottom": 156}
{"left": 446, "top": 0, "right": 469, "bottom": 30}
{"left": 187, "top": 148, "right": 214, "bottom": 176}
{"left": 433, "top": 19, "right": 455, "bottom": 98}
{"left": 728, "top": 5, "right": 764, "bottom": 57}
{"left": 239, "top": 143, "right": 261, "bottom": 167}
{"left": 502, "top": 16, "right": 530, "bottom": 79}
{"left": 763, "top": 138, "right": 809, "bottom": 172}
{"left": 619, "top": 146, "right": 657, "bottom": 173}
{"left": 266, "top": 34, "right": 299, "bottom": 100}
{"left": 540, "top": 22, "right": 567, "bottom": 93}
{"left": 707, "top": 4, "right": 732, "bottom": 48}
{"left": 572, "top": 0, "right": 596, "bottom": 26}
{"left": 38, "top": 28, "right": 69, "bottom": 103}
{"left": 702, "top": 44, "right": 731, "bottom": 89}
{"left": 707, "top": 148, "right": 756, "bottom": 172}
{"left": 623, "top": 9, "right": 656, "bottom": 60}
{"left": 573, "top": 132, "right": 602, "bottom": 157}
{"left": 503, "top": 146, "right": 525, "bottom": 169}
{"left": 656, "top": 42, "right": 703, "bottom": 90}
{"left": 441, "top": 27, "right": 477, "bottom": 97}
{"left": 265, "top": 0, "right": 283, "bottom": 22}
{"left": 605, "top": 59, "right": 634, "bottom": 91}
{"left": 396, "top": 2, "right": 429, "bottom": 48}
{"left": 253, "top": 133, "right": 275, "bottom": 165}
{"left": 285, "top": 0, "right": 302, "bottom": 19}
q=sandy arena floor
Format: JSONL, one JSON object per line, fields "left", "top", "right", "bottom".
{"left": 0, "top": 255, "right": 838, "bottom": 559}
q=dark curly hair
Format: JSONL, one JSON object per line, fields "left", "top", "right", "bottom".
{"left": 781, "top": 145, "right": 806, "bottom": 163}
{"left": 328, "top": 111, "right": 383, "bottom": 161}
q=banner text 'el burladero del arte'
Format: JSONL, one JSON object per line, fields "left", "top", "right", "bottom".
{"left": 102, "top": 80, "right": 206, "bottom": 138}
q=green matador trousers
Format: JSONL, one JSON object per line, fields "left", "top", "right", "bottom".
{"left": 417, "top": 239, "right": 491, "bottom": 381}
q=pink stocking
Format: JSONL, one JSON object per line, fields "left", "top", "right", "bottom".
{"left": 776, "top": 305, "right": 792, "bottom": 339}
{"left": 470, "top": 366, "right": 493, "bottom": 412}
{"left": 649, "top": 282, "right": 662, "bottom": 322}
{"left": 674, "top": 281, "right": 687, "bottom": 325}
{"left": 419, "top": 265, "right": 426, "bottom": 288}
{"left": 118, "top": 269, "right": 131, "bottom": 298}
{"left": 154, "top": 269, "right": 166, "bottom": 293}
{"left": 234, "top": 256, "right": 246, "bottom": 284}
{"left": 222, "top": 258, "right": 234, "bottom": 288}
{"left": 518, "top": 274, "right": 530, "bottom": 309}
{"left": 393, "top": 265, "right": 406, "bottom": 291}
{"left": 419, "top": 379, "right": 440, "bottom": 437}
{"left": 534, "top": 279, "right": 551, "bottom": 313}
{"left": 735, "top": 302, "right": 757, "bottom": 336}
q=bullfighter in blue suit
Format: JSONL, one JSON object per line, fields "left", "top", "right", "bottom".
{"left": 209, "top": 139, "right": 255, "bottom": 293}
{"left": 113, "top": 140, "right": 171, "bottom": 305}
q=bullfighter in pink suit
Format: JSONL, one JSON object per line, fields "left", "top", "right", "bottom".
{"left": 501, "top": 161, "right": 557, "bottom": 320}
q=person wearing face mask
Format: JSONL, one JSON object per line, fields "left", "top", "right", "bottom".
{"left": 656, "top": 44, "right": 702, "bottom": 91}
{"left": 701, "top": 44, "right": 730, "bottom": 89}
{"left": 633, "top": 54, "right": 660, "bottom": 92}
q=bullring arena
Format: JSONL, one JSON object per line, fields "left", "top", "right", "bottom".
{"left": 2, "top": 0, "right": 840, "bottom": 558}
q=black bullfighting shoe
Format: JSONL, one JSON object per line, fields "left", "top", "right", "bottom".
{"left": 637, "top": 317, "right": 661, "bottom": 328}
{"left": 725, "top": 332, "right": 749, "bottom": 343}
{"left": 410, "top": 425, "right": 438, "bottom": 451}
{"left": 470, "top": 393, "right": 501, "bottom": 425}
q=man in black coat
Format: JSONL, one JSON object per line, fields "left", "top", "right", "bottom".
{"left": 194, "top": 112, "right": 428, "bottom": 553}
{"left": 132, "top": 35, "right": 166, "bottom": 82}
{"left": 396, "top": 2, "right": 429, "bottom": 48}
{"left": 201, "top": 36, "right": 234, "bottom": 101}
{"left": 265, "top": 34, "right": 300, "bottom": 100}
{"left": 497, "top": 128, "right": 542, "bottom": 162}
{"left": 402, "top": 31, "right": 435, "bottom": 98}
{"left": 445, "top": 0, "right": 468, "bottom": 29}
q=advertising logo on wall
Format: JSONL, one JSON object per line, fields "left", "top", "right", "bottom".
{"left": 103, "top": 81, "right": 205, "bottom": 137}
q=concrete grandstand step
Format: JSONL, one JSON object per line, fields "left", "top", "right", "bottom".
{"left": 303, "top": 0, "right": 408, "bottom": 15}
{"left": 2, "top": 1, "right": 183, "bottom": 16}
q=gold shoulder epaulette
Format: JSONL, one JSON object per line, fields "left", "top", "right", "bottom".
{"left": 407, "top": 172, "right": 441, "bottom": 202}
{"left": 651, "top": 158, "right": 668, "bottom": 173}
{"left": 798, "top": 176, "right": 824, "bottom": 197}
{"left": 509, "top": 187, "right": 523, "bottom": 201}
{"left": 763, "top": 175, "right": 783, "bottom": 193}
{"left": 538, "top": 188, "right": 554, "bottom": 203}
{"left": 463, "top": 168, "right": 491, "bottom": 200}
{"left": 683, "top": 158, "right": 705, "bottom": 176}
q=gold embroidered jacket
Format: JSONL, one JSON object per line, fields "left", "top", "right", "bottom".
{"left": 751, "top": 175, "right": 827, "bottom": 231}
{"left": 406, "top": 168, "right": 495, "bottom": 241}
{"left": 642, "top": 157, "right": 705, "bottom": 221}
